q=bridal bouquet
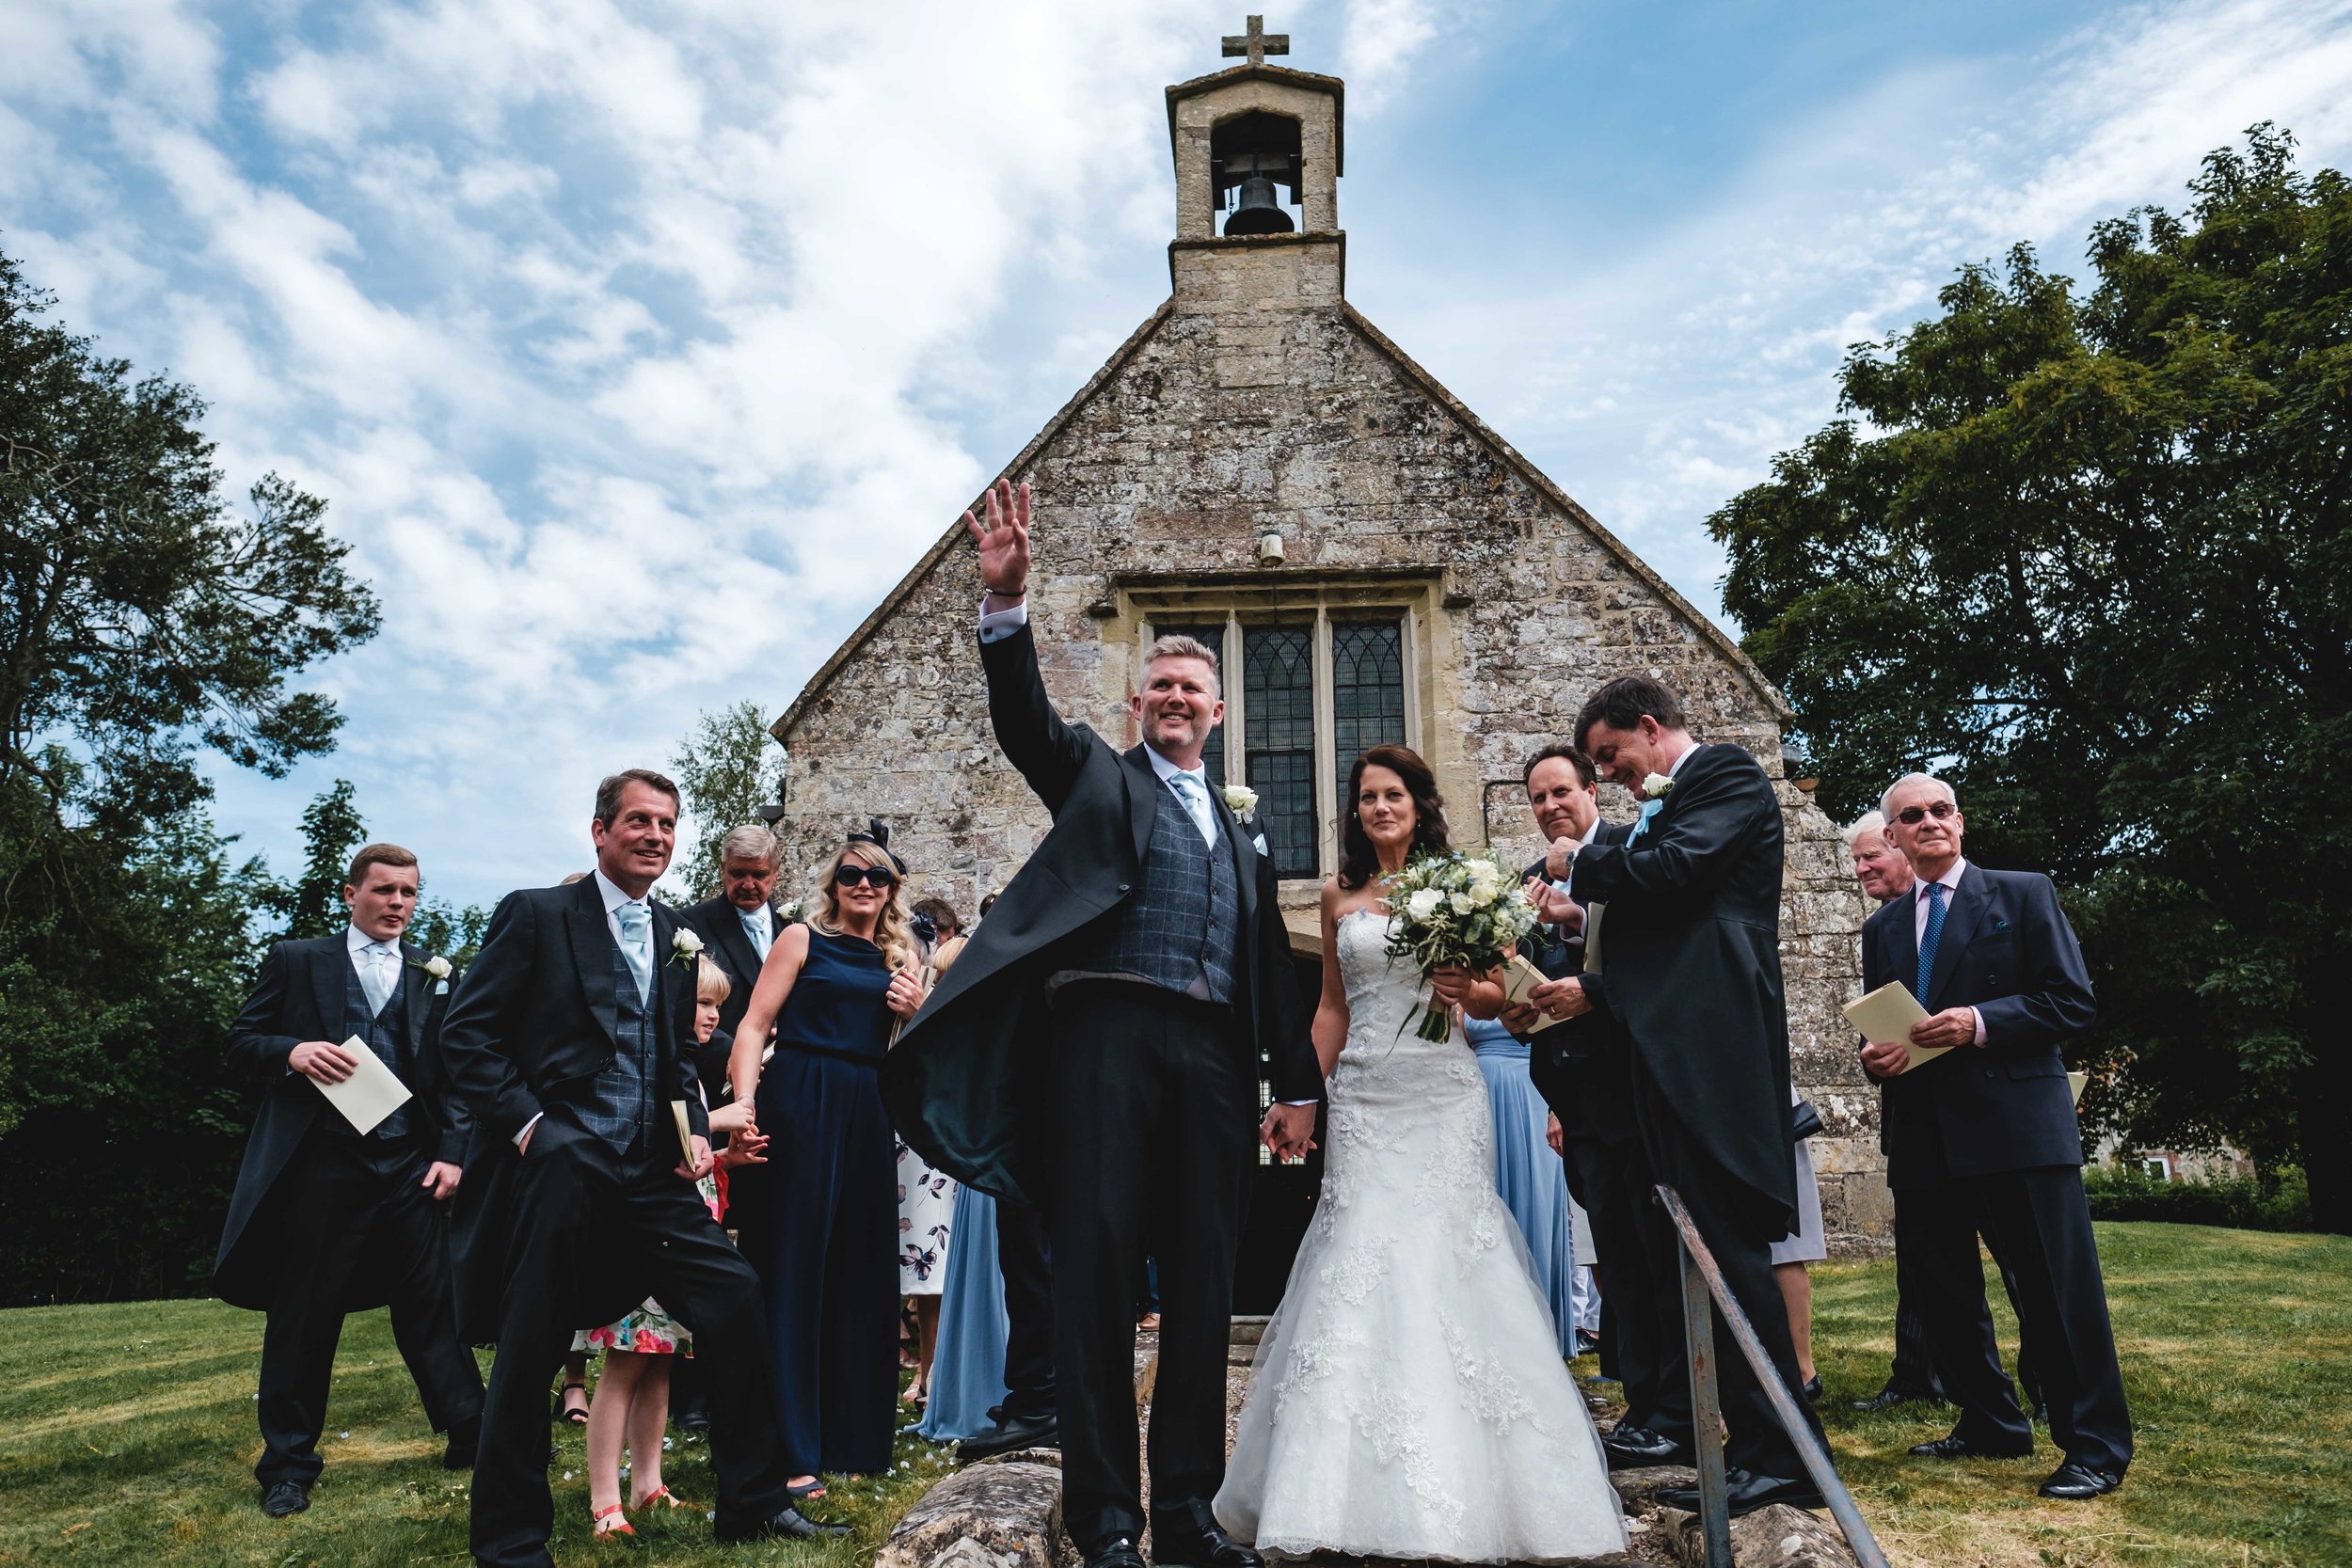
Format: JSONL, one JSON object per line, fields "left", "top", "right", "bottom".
{"left": 1383, "top": 850, "right": 1540, "bottom": 1041}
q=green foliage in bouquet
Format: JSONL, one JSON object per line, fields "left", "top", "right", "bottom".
{"left": 1381, "top": 850, "right": 1539, "bottom": 1042}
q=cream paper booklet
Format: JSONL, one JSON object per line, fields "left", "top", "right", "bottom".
{"left": 670, "top": 1100, "right": 696, "bottom": 1164}
{"left": 311, "top": 1036, "right": 414, "bottom": 1135}
{"left": 1580, "top": 901, "right": 1607, "bottom": 975}
{"left": 1501, "top": 954, "right": 1566, "bottom": 1034}
{"left": 1841, "top": 982, "right": 1952, "bottom": 1074}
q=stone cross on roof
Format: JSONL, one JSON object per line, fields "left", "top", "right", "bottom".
{"left": 1221, "top": 14, "right": 1289, "bottom": 68}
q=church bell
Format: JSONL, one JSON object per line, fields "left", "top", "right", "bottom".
{"left": 1224, "top": 174, "right": 1295, "bottom": 235}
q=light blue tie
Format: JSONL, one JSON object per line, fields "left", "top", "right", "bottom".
{"left": 358, "top": 942, "right": 397, "bottom": 1016}
{"left": 741, "top": 907, "right": 773, "bottom": 964}
{"left": 1917, "top": 880, "right": 1947, "bottom": 1002}
{"left": 1167, "top": 771, "right": 1217, "bottom": 847}
{"left": 616, "top": 901, "right": 654, "bottom": 1004}
{"left": 1628, "top": 799, "right": 1664, "bottom": 843}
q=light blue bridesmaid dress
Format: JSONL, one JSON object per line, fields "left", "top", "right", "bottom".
{"left": 1467, "top": 1013, "right": 1580, "bottom": 1354}
{"left": 914, "top": 1182, "right": 1011, "bottom": 1443}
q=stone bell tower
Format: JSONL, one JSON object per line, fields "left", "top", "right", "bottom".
{"left": 1167, "top": 15, "right": 1346, "bottom": 309}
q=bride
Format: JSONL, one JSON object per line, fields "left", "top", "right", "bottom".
{"left": 1215, "top": 744, "right": 1626, "bottom": 1563}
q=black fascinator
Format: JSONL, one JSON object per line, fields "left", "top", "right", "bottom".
{"left": 846, "top": 816, "right": 905, "bottom": 873}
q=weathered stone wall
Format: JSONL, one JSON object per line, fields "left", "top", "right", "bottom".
{"left": 777, "top": 242, "right": 1883, "bottom": 1248}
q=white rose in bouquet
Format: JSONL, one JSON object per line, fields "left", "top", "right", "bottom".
{"left": 1406, "top": 888, "right": 1445, "bottom": 921}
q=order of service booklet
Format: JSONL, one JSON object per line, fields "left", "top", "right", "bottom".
{"left": 1840, "top": 981, "right": 1952, "bottom": 1074}
{"left": 310, "top": 1036, "right": 414, "bottom": 1135}
{"left": 1501, "top": 954, "right": 1567, "bottom": 1033}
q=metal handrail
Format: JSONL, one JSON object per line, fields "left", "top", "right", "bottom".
{"left": 1655, "top": 1183, "right": 1891, "bottom": 1568}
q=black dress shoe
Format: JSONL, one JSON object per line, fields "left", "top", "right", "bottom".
{"left": 956, "top": 1411, "right": 1057, "bottom": 1461}
{"left": 1601, "top": 1424, "right": 1692, "bottom": 1469}
{"left": 1802, "top": 1375, "right": 1823, "bottom": 1404}
{"left": 1659, "top": 1468, "right": 1827, "bottom": 1517}
{"left": 260, "top": 1480, "right": 310, "bottom": 1517}
{"left": 1081, "top": 1535, "right": 1146, "bottom": 1568}
{"left": 714, "top": 1503, "right": 852, "bottom": 1543}
{"left": 1910, "top": 1433, "right": 2032, "bottom": 1461}
{"left": 1152, "top": 1522, "right": 1262, "bottom": 1568}
{"left": 2039, "top": 1460, "right": 2122, "bottom": 1499}
{"left": 442, "top": 1417, "right": 480, "bottom": 1470}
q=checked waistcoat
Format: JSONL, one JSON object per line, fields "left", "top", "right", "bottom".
{"left": 574, "top": 941, "right": 660, "bottom": 1156}
{"left": 1070, "top": 779, "right": 1240, "bottom": 1004}
{"left": 337, "top": 962, "right": 415, "bottom": 1144}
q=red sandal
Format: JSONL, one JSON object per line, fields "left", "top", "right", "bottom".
{"left": 632, "top": 1485, "right": 686, "bottom": 1511}
{"left": 592, "top": 1502, "right": 634, "bottom": 1539}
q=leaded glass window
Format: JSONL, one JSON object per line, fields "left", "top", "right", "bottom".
{"left": 1330, "top": 618, "right": 1406, "bottom": 809}
{"left": 1152, "top": 625, "right": 1229, "bottom": 789}
{"left": 1243, "top": 625, "right": 1317, "bottom": 878}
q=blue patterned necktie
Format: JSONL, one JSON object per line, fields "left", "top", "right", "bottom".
{"left": 1628, "top": 799, "right": 1664, "bottom": 843}
{"left": 1167, "top": 770, "right": 1217, "bottom": 847}
{"left": 616, "top": 901, "right": 653, "bottom": 1004}
{"left": 1917, "top": 879, "right": 1947, "bottom": 1001}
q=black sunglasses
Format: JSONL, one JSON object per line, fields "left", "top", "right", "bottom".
{"left": 834, "top": 863, "right": 898, "bottom": 889}
{"left": 1895, "top": 801, "right": 1958, "bottom": 825}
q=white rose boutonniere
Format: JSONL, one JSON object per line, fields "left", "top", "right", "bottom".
{"left": 424, "top": 955, "right": 453, "bottom": 981}
{"left": 671, "top": 927, "right": 706, "bottom": 969}
{"left": 1223, "top": 784, "right": 1259, "bottom": 819}
{"left": 1642, "top": 772, "right": 1675, "bottom": 800}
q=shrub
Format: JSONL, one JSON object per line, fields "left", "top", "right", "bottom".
{"left": 2083, "top": 1164, "right": 2312, "bottom": 1231}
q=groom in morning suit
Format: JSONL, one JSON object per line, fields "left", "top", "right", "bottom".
{"left": 1504, "top": 746, "right": 1695, "bottom": 1470}
{"left": 1860, "top": 772, "right": 2129, "bottom": 1500}
{"left": 440, "top": 770, "right": 834, "bottom": 1567}
{"left": 216, "top": 842, "right": 483, "bottom": 1518}
{"left": 882, "top": 480, "right": 1322, "bottom": 1568}
{"left": 1565, "top": 674, "right": 1829, "bottom": 1517}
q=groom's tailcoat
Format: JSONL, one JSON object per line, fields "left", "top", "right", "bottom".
{"left": 882, "top": 621, "right": 1317, "bottom": 1552}
{"left": 1569, "top": 740, "right": 1817, "bottom": 1478}
{"left": 881, "top": 622, "right": 1318, "bottom": 1208}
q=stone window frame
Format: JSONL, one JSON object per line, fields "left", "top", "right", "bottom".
{"left": 1122, "top": 573, "right": 1438, "bottom": 885}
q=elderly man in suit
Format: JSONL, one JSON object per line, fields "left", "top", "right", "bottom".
{"left": 1506, "top": 745, "right": 1694, "bottom": 1469}
{"left": 884, "top": 481, "right": 1320, "bottom": 1568}
{"left": 682, "top": 825, "right": 786, "bottom": 1050}
{"left": 441, "top": 770, "right": 834, "bottom": 1567}
{"left": 1561, "top": 674, "right": 1827, "bottom": 1517}
{"left": 216, "top": 843, "right": 483, "bottom": 1518}
{"left": 1860, "top": 773, "right": 2130, "bottom": 1500}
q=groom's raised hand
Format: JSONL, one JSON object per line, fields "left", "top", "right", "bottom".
{"left": 966, "top": 477, "right": 1032, "bottom": 605}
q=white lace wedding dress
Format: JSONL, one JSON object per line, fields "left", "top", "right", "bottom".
{"left": 1214, "top": 910, "right": 1627, "bottom": 1562}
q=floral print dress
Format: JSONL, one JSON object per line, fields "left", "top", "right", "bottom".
{"left": 895, "top": 1133, "right": 956, "bottom": 1294}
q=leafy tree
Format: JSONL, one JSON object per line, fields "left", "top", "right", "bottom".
{"left": 0, "top": 247, "right": 379, "bottom": 1299}
{"left": 668, "top": 699, "right": 787, "bottom": 898}
{"left": 253, "top": 779, "right": 367, "bottom": 942}
{"left": 1709, "top": 127, "right": 2352, "bottom": 1232}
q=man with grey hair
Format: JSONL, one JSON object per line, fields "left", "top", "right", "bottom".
{"left": 1859, "top": 772, "right": 2128, "bottom": 1500}
{"left": 683, "top": 825, "right": 786, "bottom": 1043}
{"left": 886, "top": 479, "right": 1319, "bottom": 1568}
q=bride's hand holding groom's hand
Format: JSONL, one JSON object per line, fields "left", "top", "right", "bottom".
{"left": 1261, "top": 1102, "right": 1317, "bottom": 1163}
{"left": 965, "top": 477, "right": 1033, "bottom": 606}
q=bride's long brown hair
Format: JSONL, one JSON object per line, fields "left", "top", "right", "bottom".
{"left": 1335, "top": 744, "right": 1451, "bottom": 890}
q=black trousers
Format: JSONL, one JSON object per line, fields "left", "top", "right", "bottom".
{"left": 1049, "top": 982, "right": 1255, "bottom": 1552}
{"left": 1900, "top": 1166, "right": 2132, "bottom": 1477}
{"left": 1566, "top": 1132, "right": 1689, "bottom": 1440}
{"left": 1886, "top": 1302, "right": 1946, "bottom": 1399}
{"left": 994, "top": 1196, "right": 1056, "bottom": 1423}
{"left": 1630, "top": 1060, "right": 1822, "bottom": 1481}
{"left": 256, "top": 1131, "right": 483, "bottom": 1487}
{"left": 470, "top": 1118, "right": 789, "bottom": 1568}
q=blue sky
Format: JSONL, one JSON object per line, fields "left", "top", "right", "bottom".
{"left": 9, "top": 0, "right": 2352, "bottom": 909}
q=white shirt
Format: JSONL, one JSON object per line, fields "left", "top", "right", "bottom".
{"left": 1912, "top": 856, "right": 1986, "bottom": 1045}
{"left": 345, "top": 922, "right": 401, "bottom": 979}
{"left": 1143, "top": 735, "right": 1220, "bottom": 847}
{"left": 978, "top": 594, "right": 1029, "bottom": 643}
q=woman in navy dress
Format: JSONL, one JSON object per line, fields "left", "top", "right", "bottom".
{"left": 730, "top": 824, "right": 924, "bottom": 1497}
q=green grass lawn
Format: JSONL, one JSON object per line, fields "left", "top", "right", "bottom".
{"left": 0, "top": 1223, "right": 2345, "bottom": 1567}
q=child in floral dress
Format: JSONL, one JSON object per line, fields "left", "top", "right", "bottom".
{"left": 574, "top": 958, "right": 734, "bottom": 1538}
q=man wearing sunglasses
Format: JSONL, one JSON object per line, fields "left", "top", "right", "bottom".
{"left": 1859, "top": 773, "right": 2130, "bottom": 1501}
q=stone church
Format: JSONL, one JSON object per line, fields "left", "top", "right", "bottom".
{"left": 773, "top": 24, "right": 1884, "bottom": 1267}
